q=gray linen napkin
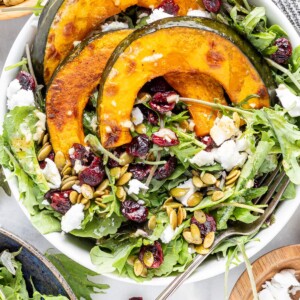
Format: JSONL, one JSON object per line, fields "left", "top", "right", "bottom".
{"left": 273, "top": 0, "right": 300, "bottom": 33}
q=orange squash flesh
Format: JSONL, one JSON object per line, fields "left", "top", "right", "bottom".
{"left": 46, "top": 30, "right": 132, "bottom": 155}
{"left": 99, "top": 27, "right": 270, "bottom": 148}
{"left": 165, "top": 72, "right": 227, "bottom": 136}
{"left": 43, "top": 0, "right": 203, "bottom": 83}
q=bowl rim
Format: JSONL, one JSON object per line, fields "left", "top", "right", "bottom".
{"left": 0, "top": 227, "right": 77, "bottom": 299}
{"left": 1, "top": 0, "right": 300, "bottom": 287}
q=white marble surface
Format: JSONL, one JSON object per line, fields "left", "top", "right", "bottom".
{"left": 0, "top": 15, "right": 300, "bottom": 300}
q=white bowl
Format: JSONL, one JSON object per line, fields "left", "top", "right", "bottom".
{"left": 1, "top": 0, "right": 300, "bottom": 286}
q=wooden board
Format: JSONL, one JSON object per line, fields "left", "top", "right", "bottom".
{"left": 0, "top": 0, "right": 36, "bottom": 21}
{"left": 230, "top": 244, "right": 300, "bottom": 300}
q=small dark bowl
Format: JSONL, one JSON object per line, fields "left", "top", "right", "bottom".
{"left": 0, "top": 228, "right": 76, "bottom": 299}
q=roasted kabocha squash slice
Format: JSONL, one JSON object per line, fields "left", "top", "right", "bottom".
{"left": 46, "top": 29, "right": 132, "bottom": 156}
{"left": 32, "top": 0, "right": 204, "bottom": 84}
{"left": 165, "top": 72, "right": 227, "bottom": 136}
{"left": 98, "top": 17, "right": 275, "bottom": 148}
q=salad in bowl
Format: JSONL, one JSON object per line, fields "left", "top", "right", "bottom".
{"left": 1, "top": 0, "right": 300, "bottom": 284}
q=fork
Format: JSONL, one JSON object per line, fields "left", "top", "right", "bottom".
{"left": 156, "top": 167, "right": 290, "bottom": 300}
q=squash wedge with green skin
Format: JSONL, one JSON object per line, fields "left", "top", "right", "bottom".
{"left": 165, "top": 72, "right": 227, "bottom": 136}
{"left": 32, "top": 0, "right": 203, "bottom": 85}
{"left": 46, "top": 30, "right": 132, "bottom": 156}
{"left": 98, "top": 17, "right": 275, "bottom": 148}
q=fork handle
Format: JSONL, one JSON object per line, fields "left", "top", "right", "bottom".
{"left": 156, "top": 231, "right": 234, "bottom": 300}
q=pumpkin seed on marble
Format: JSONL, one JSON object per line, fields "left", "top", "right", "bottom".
{"left": 170, "top": 188, "right": 189, "bottom": 198}
{"left": 84, "top": 201, "right": 91, "bottom": 210}
{"left": 54, "top": 151, "right": 66, "bottom": 171}
{"left": 148, "top": 216, "right": 156, "bottom": 230}
{"left": 187, "top": 192, "right": 203, "bottom": 207}
{"left": 194, "top": 210, "right": 206, "bottom": 224}
{"left": 37, "top": 143, "right": 52, "bottom": 161}
{"left": 201, "top": 173, "right": 217, "bottom": 185}
{"left": 203, "top": 232, "right": 215, "bottom": 249}
{"left": 116, "top": 172, "right": 132, "bottom": 186}
{"left": 192, "top": 176, "right": 204, "bottom": 188}
{"left": 212, "top": 191, "right": 224, "bottom": 202}
{"left": 143, "top": 251, "right": 154, "bottom": 268}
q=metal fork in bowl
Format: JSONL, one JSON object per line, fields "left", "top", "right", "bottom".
{"left": 156, "top": 168, "right": 290, "bottom": 300}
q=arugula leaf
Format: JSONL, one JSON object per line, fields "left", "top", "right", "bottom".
{"left": 0, "top": 165, "right": 11, "bottom": 196}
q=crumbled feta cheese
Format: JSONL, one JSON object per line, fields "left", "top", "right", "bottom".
{"left": 61, "top": 204, "right": 85, "bottom": 233}
{"left": 188, "top": 245, "right": 196, "bottom": 254}
{"left": 41, "top": 199, "right": 50, "bottom": 206}
{"left": 19, "top": 123, "right": 32, "bottom": 142}
{"left": 154, "top": 128, "right": 177, "bottom": 143}
{"left": 101, "top": 21, "right": 129, "bottom": 32}
{"left": 142, "top": 53, "right": 163, "bottom": 63}
{"left": 7, "top": 81, "right": 35, "bottom": 110}
{"left": 236, "top": 136, "right": 251, "bottom": 153}
{"left": 258, "top": 269, "right": 300, "bottom": 300}
{"left": 72, "top": 184, "right": 82, "bottom": 194}
{"left": 210, "top": 116, "right": 240, "bottom": 146}
{"left": 160, "top": 224, "right": 179, "bottom": 243}
{"left": 190, "top": 150, "right": 215, "bottom": 167}
{"left": 69, "top": 147, "right": 75, "bottom": 156}
{"left": 166, "top": 93, "right": 179, "bottom": 103}
{"left": 133, "top": 229, "right": 148, "bottom": 238}
{"left": 146, "top": 8, "right": 173, "bottom": 24}
{"left": 189, "top": 119, "right": 195, "bottom": 131}
{"left": 74, "top": 160, "right": 85, "bottom": 174}
{"left": 120, "top": 120, "right": 133, "bottom": 128}
{"left": 174, "top": 179, "right": 196, "bottom": 206}
{"left": 213, "top": 140, "right": 248, "bottom": 171}
{"left": 41, "top": 158, "right": 62, "bottom": 189}
{"left": 131, "top": 107, "right": 144, "bottom": 125}
{"left": 187, "top": 9, "right": 211, "bottom": 18}
{"left": 276, "top": 84, "right": 300, "bottom": 117}
{"left": 73, "top": 40, "right": 81, "bottom": 47}
{"left": 128, "top": 179, "right": 148, "bottom": 195}
{"left": 33, "top": 111, "right": 46, "bottom": 141}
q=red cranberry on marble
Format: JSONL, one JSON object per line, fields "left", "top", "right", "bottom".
{"left": 138, "top": 241, "right": 164, "bottom": 268}
{"left": 121, "top": 200, "right": 148, "bottom": 223}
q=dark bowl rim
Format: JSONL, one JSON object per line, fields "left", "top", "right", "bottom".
{"left": 0, "top": 227, "right": 77, "bottom": 300}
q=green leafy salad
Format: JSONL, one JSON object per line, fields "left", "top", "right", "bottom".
{"left": 0, "top": 0, "right": 300, "bottom": 287}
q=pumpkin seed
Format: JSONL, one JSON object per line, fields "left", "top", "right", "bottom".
{"left": 203, "top": 232, "right": 215, "bottom": 249}
{"left": 137, "top": 92, "right": 152, "bottom": 103}
{"left": 170, "top": 210, "right": 178, "bottom": 230}
{"left": 187, "top": 192, "right": 203, "bottom": 207}
{"left": 134, "top": 259, "right": 145, "bottom": 277}
{"left": 194, "top": 245, "right": 210, "bottom": 255}
{"left": 143, "top": 251, "right": 154, "bottom": 268}
{"left": 37, "top": 131, "right": 45, "bottom": 145}
{"left": 194, "top": 210, "right": 206, "bottom": 224}
{"left": 192, "top": 170, "right": 200, "bottom": 177}
{"left": 179, "top": 120, "right": 189, "bottom": 130}
{"left": 80, "top": 197, "right": 90, "bottom": 205}
{"left": 116, "top": 186, "right": 126, "bottom": 200}
{"left": 42, "top": 133, "right": 49, "bottom": 145}
{"left": 190, "top": 224, "right": 201, "bottom": 241}
{"left": 233, "top": 112, "right": 240, "bottom": 128}
{"left": 70, "top": 191, "right": 79, "bottom": 204}
{"left": 77, "top": 194, "right": 83, "bottom": 204}
{"left": 148, "top": 215, "right": 157, "bottom": 230}
{"left": 37, "top": 143, "right": 52, "bottom": 161}
{"left": 135, "top": 123, "right": 147, "bottom": 134}
{"left": 127, "top": 256, "right": 136, "bottom": 266}
{"left": 61, "top": 180, "right": 76, "bottom": 191}
{"left": 177, "top": 207, "right": 186, "bottom": 226}
{"left": 206, "top": 190, "right": 214, "bottom": 196}
{"left": 165, "top": 202, "right": 183, "bottom": 209}
{"left": 120, "top": 165, "right": 129, "bottom": 177}
{"left": 85, "top": 201, "right": 91, "bottom": 210}
{"left": 119, "top": 152, "right": 134, "bottom": 166}
{"left": 183, "top": 231, "right": 194, "bottom": 244}
{"left": 95, "top": 200, "right": 107, "bottom": 208}
{"left": 94, "top": 190, "right": 105, "bottom": 198}
{"left": 110, "top": 167, "right": 121, "bottom": 179}
{"left": 212, "top": 191, "right": 224, "bottom": 202}
{"left": 96, "top": 179, "right": 110, "bottom": 192}
{"left": 201, "top": 173, "right": 217, "bottom": 185}
{"left": 54, "top": 151, "right": 66, "bottom": 171}
{"left": 62, "top": 165, "right": 72, "bottom": 176}
{"left": 225, "top": 183, "right": 235, "bottom": 190}
{"left": 81, "top": 184, "right": 94, "bottom": 200}
{"left": 117, "top": 172, "right": 132, "bottom": 186}
{"left": 192, "top": 176, "right": 204, "bottom": 189}
{"left": 170, "top": 188, "right": 189, "bottom": 198}
{"left": 72, "top": 168, "right": 77, "bottom": 176}
{"left": 226, "top": 169, "right": 241, "bottom": 186}
{"left": 62, "top": 176, "right": 77, "bottom": 185}
{"left": 166, "top": 206, "right": 174, "bottom": 217}
{"left": 163, "top": 197, "right": 173, "bottom": 207}
{"left": 216, "top": 180, "right": 221, "bottom": 188}
{"left": 140, "top": 267, "right": 148, "bottom": 278}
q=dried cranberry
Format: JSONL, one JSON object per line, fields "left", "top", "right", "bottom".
{"left": 16, "top": 71, "right": 36, "bottom": 91}
{"left": 39, "top": 152, "right": 55, "bottom": 169}
{"left": 107, "top": 148, "right": 124, "bottom": 168}
{"left": 69, "top": 144, "right": 93, "bottom": 166}
{"left": 157, "top": 0, "right": 179, "bottom": 15}
{"left": 126, "top": 134, "right": 151, "bottom": 158}
{"left": 191, "top": 214, "right": 216, "bottom": 238}
{"left": 200, "top": 136, "right": 215, "bottom": 152}
{"left": 121, "top": 200, "right": 148, "bottom": 223}
{"left": 137, "top": 105, "right": 159, "bottom": 126}
{"left": 128, "top": 164, "right": 152, "bottom": 181}
{"left": 152, "top": 128, "right": 179, "bottom": 147}
{"left": 203, "top": 0, "right": 222, "bottom": 13}
{"left": 78, "top": 157, "right": 105, "bottom": 187}
{"left": 270, "top": 37, "right": 293, "bottom": 65}
{"left": 154, "top": 156, "right": 177, "bottom": 180}
{"left": 138, "top": 241, "right": 164, "bottom": 268}
{"left": 129, "top": 298, "right": 143, "bottom": 300}
{"left": 45, "top": 190, "right": 72, "bottom": 215}
{"left": 149, "top": 92, "right": 178, "bottom": 114}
